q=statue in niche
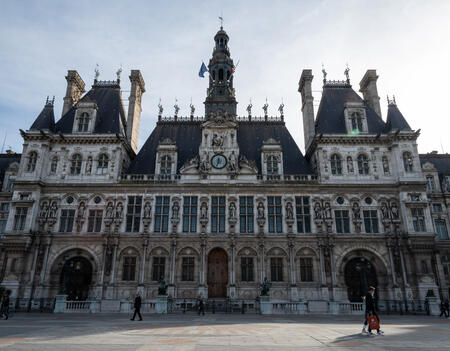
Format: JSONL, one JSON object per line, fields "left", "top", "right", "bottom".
{"left": 352, "top": 202, "right": 361, "bottom": 220}
{"left": 199, "top": 152, "right": 210, "bottom": 173}
{"left": 49, "top": 202, "right": 58, "bottom": 219}
{"left": 324, "top": 202, "right": 332, "bottom": 219}
{"left": 257, "top": 202, "right": 265, "bottom": 219}
{"left": 212, "top": 133, "right": 224, "bottom": 148}
{"left": 200, "top": 202, "right": 208, "bottom": 219}
{"left": 143, "top": 202, "right": 152, "bottom": 219}
{"left": 286, "top": 202, "right": 294, "bottom": 220}
{"left": 229, "top": 202, "right": 236, "bottom": 220}
{"left": 86, "top": 157, "right": 93, "bottom": 175}
{"left": 105, "top": 202, "right": 114, "bottom": 219}
{"left": 381, "top": 202, "right": 389, "bottom": 220}
{"left": 40, "top": 201, "right": 49, "bottom": 219}
{"left": 115, "top": 202, "right": 123, "bottom": 219}
{"left": 228, "top": 151, "right": 238, "bottom": 172}
{"left": 347, "top": 156, "right": 354, "bottom": 173}
{"left": 390, "top": 202, "right": 399, "bottom": 219}
{"left": 172, "top": 201, "right": 180, "bottom": 220}
{"left": 77, "top": 201, "right": 86, "bottom": 219}
{"left": 314, "top": 202, "right": 322, "bottom": 219}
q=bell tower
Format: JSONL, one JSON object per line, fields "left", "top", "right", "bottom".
{"left": 204, "top": 26, "right": 237, "bottom": 118}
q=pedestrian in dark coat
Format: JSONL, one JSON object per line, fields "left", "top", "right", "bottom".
{"left": 130, "top": 293, "right": 142, "bottom": 321}
{"left": 440, "top": 299, "right": 449, "bottom": 318}
{"left": 1, "top": 290, "right": 10, "bottom": 320}
{"left": 362, "top": 286, "right": 383, "bottom": 335}
{"left": 198, "top": 298, "right": 205, "bottom": 316}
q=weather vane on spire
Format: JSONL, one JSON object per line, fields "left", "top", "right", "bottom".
{"left": 219, "top": 13, "right": 224, "bottom": 29}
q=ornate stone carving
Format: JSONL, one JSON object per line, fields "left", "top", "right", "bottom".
{"left": 352, "top": 201, "right": 362, "bottom": 233}
{"left": 142, "top": 199, "right": 153, "bottom": 233}
{"left": 76, "top": 201, "right": 86, "bottom": 232}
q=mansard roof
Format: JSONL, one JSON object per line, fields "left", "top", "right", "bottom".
{"left": 420, "top": 153, "right": 450, "bottom": 182}
{"left": 0, "top": 153, "right": 21, "bottom": 186}
{"left": 385, "top": 103, "right": 412, "bottom": 132}
{"left": 315, "top": 84, "right": 386, "bottom": 134}
{"left": 30, "top": 101, "right": 55, "bottom": 132}
{"left": 54, "top": 84, "right": 127, "bottom": 135}
{"left": 126, "top": 120, "right": 313, "bottom": 175}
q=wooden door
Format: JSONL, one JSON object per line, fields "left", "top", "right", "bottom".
{"left": 207, "top": 248, "right": 228, "bottom": 298}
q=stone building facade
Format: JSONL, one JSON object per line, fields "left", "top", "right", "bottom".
{"left": 1, "top": 27, "right": 450, "bottom": 313}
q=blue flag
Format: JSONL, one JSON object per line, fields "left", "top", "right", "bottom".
{"left": 198, "top": 62, "right": 208, "bottom": 78}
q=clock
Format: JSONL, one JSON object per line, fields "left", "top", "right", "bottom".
{"left": 211, "top": 154, "right": 227, "bottom": 169}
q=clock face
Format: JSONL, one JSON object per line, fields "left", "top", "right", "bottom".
{"left": 211, "top": 154, "right": 227, "bottom": 169}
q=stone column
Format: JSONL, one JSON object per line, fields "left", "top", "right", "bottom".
{"left": 386, "top": 243, "right": 398, "bottom": 287}
{"left": 140, "top": 238, "right": 148, "bottom": 285}
{"left": 228, "top": 237, "right": 236, "bottom": 298}
{"left": 38, "top": 238, "right": 52, "bottom": 285}
{"left": 109, "top": 242, "right": 119, "bottom": 284}
{"left": 288, "top": 240, "right": 298, "bottom": 301}
{"left": 259, "top": 241, "right": 265, "bottom": 282}
{"left": 318, "top": 244, "right": 326, "bottom": 286}
{"left": 198, "top": 236, "right": 207, "bottom": 298}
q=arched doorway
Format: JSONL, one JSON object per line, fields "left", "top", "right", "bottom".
{"left": 344, "top": 257, "right": 377, "bottom": 302}
{"left": 207, "top": 248, "right": 228, "bottom": 298}
{"left": 59, "top": 257, "right": 92, "bottom": 301}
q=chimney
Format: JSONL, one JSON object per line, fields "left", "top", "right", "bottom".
{"left": 359, "top": 69, "right": 381, "bottom": 118}
{"left": 127, "top": 70, "right": 146, "bottom": 153}
{"left": 298, "top": 69, "right": 315, "bottom": 151}
{"left": 62, "top": 70, "right": 85, "bottom": 117}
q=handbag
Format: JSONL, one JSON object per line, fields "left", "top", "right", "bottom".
{"left": 367, "top": 314, "right": 379, "bottom": 330}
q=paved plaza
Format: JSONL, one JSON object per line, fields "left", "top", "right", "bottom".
{"left": 0, "top": 313, "right": 449, "bottom": 350}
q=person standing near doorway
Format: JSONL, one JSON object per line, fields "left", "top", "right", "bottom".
{"left": 130, "top": 292, "right": 142, "bottom": 321}
{"left": 362, "top": 286, "right": 383, "bottom": 335}
{"left": 1, "top": 290, "right": 10, "bottom": 320}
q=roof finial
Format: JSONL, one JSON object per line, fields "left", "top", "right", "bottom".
{"left": 246, "top": 98, "right": 253, "bottom": 117}
{"left": 219, "top": 13, "right": 224, "bottom": 30}
{"left": 278, "top": 99, "right": 285, "bottom": 117}
{"left": 189, "top": 98, "right": 195, "bottom": 116}
{"left": 387, "top": 94, "right": 397, "bottom": 105}
{"left": 116, "top": 65, "right": 123, "bottom": 81}
{"left": 158, "top": 98, "right": 163, "bottom": 117}
{"left": 94, "top": 63, "right": 100, "bottom": 81}
{"left": 321, "top": 63, "right": 327, "bottom": 84}
{"left": 174, "top": 98, "right": 180, "bottom": 117}
{"left": 344, "top": 63, "right": 350, "bottom": 84}
{"left": 262, "top": 98, "right": 269, "bottom": 118}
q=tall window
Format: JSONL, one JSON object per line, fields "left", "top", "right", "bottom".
{"left": 59, "top": 209, "right": 75, "bottom": 232}
{"left": 122, "top": 257, "right": 136, "bottom": 281}
{"left": 421, "top": 260, "right": 429, "bottom": 274}
{"left": 26, "top": 152, "right": 37, "bottom": 172}
{"left": 357, "top": 154, "right": 369, "bottom": 175}
{"left": 50, "top": 157, "right": 58, "bottom": 174}
{"left": 268, "top": 196, "right": 282, "bottom": 233}
{"left": 96, "top": 154, "right": 109, "bottom": 175}
{"left": 154, "top": 196, "right": 170, "bottom": 232}
{"left": 77, "top": 112, "right": 90, "bottom": 132}
{"left": 330, "top": 154, "right": 342, "bottom": 175}
{"left": 239, "top": 196, "right": 254, "bottom": 233}
{"left": 152, "top": 257, "right": 165, "bottom": 281}
{"left": 432, "top": 203, "right": 442, "bottom": 213}
{"left": 183, "top": 196, "right": 197, "bottom": 233}
{"left": 211, "top": 196, "right": 225, "bottom": 233}
{"left": 13, "top": 207, "right": 28, "bottom": 231}
{"left": 382, "top": 156, "right": 390, "bottom": 174}
{"left": 363, "top": 210, "right": 379, "bottom": 233}
{"left": 70, "top": 154, "right": 82, "bottom": 175}
{"left": 446, "top": 176, "right": 450, "bottom": 192}
{"left": 299, "top": 257, "right": 313, "bottom": 282}
{"left": 426, "top": 176, "right": 435, "bottom": 192}
{"left": 241, "top": 257, "right": 254, "bottom": 282}
{"left": 411, "top": 208, "right": 426, "bottom": 232}
{"left": 403, "top": 152, "right": 413, "bottom": 172}
{"left": 270, "top": 257, "right": 283, "bottom": 282}
{"left": 295, "top": 197, "right": 311, "bottom": 233}
{"left": 181, "top": 257, "right": 195, "bottom": 281}
{"left": 160, "top": 155, "right": 172, "bottom": 175}
{"left": 266, "top": 155, "right": 279, "bottom": 175}
{"left": 126, "top": 196, "right": 142, "bottom": 232}
{"left": 435, "top": 219, "right": 448, "bottom": 239}
{"left": 442, "top": 254, "right": 450, "bottom": 275}
{"left": 87, "top": 210, "right": 103, "bottom": 232}
{"left": 351, "top": 112, "right": 363, "bottom": 131}
{"left": 335, "top": 210, "right": 350, "bottom": 233}
{"left": 0, "top": 219, "right": 6, "bottom": 234}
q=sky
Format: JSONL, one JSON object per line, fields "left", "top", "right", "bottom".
{"left": 1, "top": 0, "right": 449, "bottom": 155}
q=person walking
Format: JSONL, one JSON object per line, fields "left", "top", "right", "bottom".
{"left": 1, "top": 290, "right": 10, "bottom": 320}
{"left": 198, "top": 298, "right": 205, "bottom": 316}
{"left": 130, "top": 293, "right": 142, "bottom": 321}
{"left": 440, "top": 298, "right": 449, "bottom": 318}
{"left": 362, "top": 286, "right": 383, "bottom": 336}
{"left": 445, "top": 299, "right": 450, "bottom": 319}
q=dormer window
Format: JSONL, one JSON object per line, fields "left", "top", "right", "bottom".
{"left": 77, "top": 112, "right": 90, "bottom": 132}
{"left": 266, "top": 155, "right": 279, "bottom": 175}
{"left": 351, "top": 112, "right": 363, "bottom": 132}
{"left": 26, "top": 151, "right": 37, "bottom": 172}
{"left": 50, "top": 156, "right": 58, "bottom": 174}
{"left": 96, "top": 154, "right": 109, "bottom": 175}
{"left": 357, "top": 154, "right": 369, "bottom": 175}
{"left": 330, "top": 154, "right": 342, "bottom": 175}
{"left": 403, "top": 152, "right": 413, "bottom": 172}
{"left": 70, "top": 154, "right": 82, "bottom": 175}
{"left": 160, "top": 155, "right": 172, "bottom": 175}
{"left": 345, "top": 106, "right": 367, "bottom": 134}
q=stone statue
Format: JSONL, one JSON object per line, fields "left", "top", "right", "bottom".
{"left": 212, "top": 133, "right": 224, "bottom": 148}
{"left": 352, "top": 202, "right": 361, "bottom": 220}
{"left": 390, "top": 202, "right": 399, "bottom": 219}
{"left": 158, "top": 99, "right": 163, "bottom": 116}
{"left": 246, "top": 100, "right": 252, "bottom": 116}
{"left": 229, "top": 202, "right": 236, "bottom": 220}
{"left": 257, "top": 202, "right": 265, "bottom": 219}
{"left": 260, "top": 277, "right": 272, "bottom": 296}
{"left": 324, "top": 202, "right": 332, "bottom": 219}
{"left": 314, "top": 202, "right": 322, "bottom": 219}
{"left": 40, "top": 201, "right": 49, "bottom": 219}
{"left": 228, "top": 151, "right": 238, "bottom": 172}
{"left": 262, "top": 100, "right": 268, "bottom": 117}
{"left": 381, "top": 202, "right": 389, "bottom": 219}
{"left": 172, "top": 201, "right": 180, "bottom": 219}
{"left": 115, "top": 202, "right": 123, "bottom": 219}
{"left": 106, "top": 202, "right": 114, "bottom": 219}
{"left": 143, "top": 201, "right": 152, "bottom": 219}
{"left": 158, "top": 277, "right": 168, "bottom": 295}
{"left": 190, "top": 102, "right": 195, "bottom": 116}
{"left": 49, "top": 201, "right": 58, "bottom": 219}
{"left": 347, "top": 156, "right": 354, "bottom": 173}
{"left": 174, "top": 100, "right": 180, "bottom": 117}
{"left": 200, "top": 202, "right": 208, "bottom": 219}
{"left": 278, "top": 102, "right": 285, "bottom": 116}
{"left": 86, "top": 157, "right": 93, "bottom": 175}
{"left": 286, "top": 202, "right": 293, "bottom": 220}
{"left": 94, "top": 63, "right": 100, "bottom": 80}
{"left": 199, "top": 152, "right": 210, "bottom": 173}
{"left": 77, "top": 201, "right": 86, "bottom": 219}
{"left": 382, "top": 157, "right": 389, "bottom": 174}
{"left": 116, "top": 66, "right": 122, "bottom": 81}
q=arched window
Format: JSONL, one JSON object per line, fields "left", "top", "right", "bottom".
{"left": 403, "top": 152, "right": 413, "bottom": 172}
{"left": 70, "top": 154, "right": 82, "bottom": 175}
{"left": 122, "top": 256, "right": 137, "bottom": 281}
{"left": 77, "top": 112, "right": 90, "bottom": 132}
{"left": 160, "top": 155, "right": 172, "bottom": 175}
{"left": 266, "top": 155, "right": 279, "bottom": 175}
{"left": 26, "top": 151, "right": 37, "bottom": 172}
{"left": 96, "top": 154, "right": 109, "bottom": 175}
{"left": 330, "top": 154, "right": 342, "bottom": 175}
{"left": 50, "top": 156, "right": 58, "bottom": 174}
{"left": 357, "top": 154, "right": 369, "bottom": 175}
{"left": 351, "top": 112, "right": 363, "bottom": 132}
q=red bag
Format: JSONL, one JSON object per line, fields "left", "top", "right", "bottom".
{"left": 367, "top": 314, "right": 379, "bottom": 330}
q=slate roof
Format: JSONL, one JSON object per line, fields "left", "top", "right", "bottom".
{"left": 420, "top": 153, "right": 450, "bottom": 183}
{"left": 127, "top": 121, "right": 314, "bottom": 175}
{"left": 54, "top": 84, "right": 127, "bottom": 135}
{"left": 0, "top": 153, "right": 21, "bottom": 189}
{"left": 30, "top": 103, "right": 55, "bottom": 131}
{"left": 385, "top": 103, "right": 412, "bottom": 132}
{"left": 315, "top": 84, "right": 387, "bottom": 134}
